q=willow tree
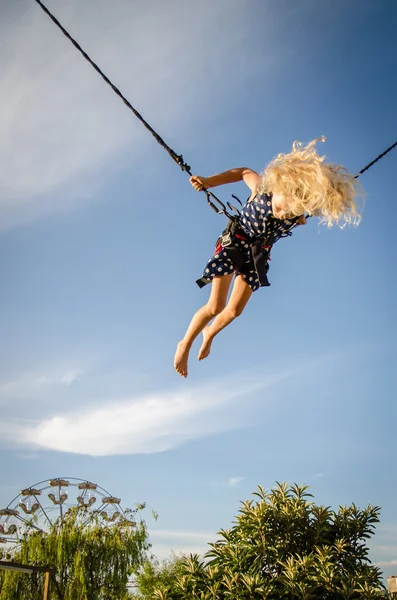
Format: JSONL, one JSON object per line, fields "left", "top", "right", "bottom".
{"left": 0, "top": 504, "right": 150, "bottom": 600}
{"left": 136, "top": 483, "right": 386, "bottom": 599}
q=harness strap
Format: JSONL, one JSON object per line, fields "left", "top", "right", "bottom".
{"left": 223, "top": 219, "right": 270, "bottom": 285}
{"left": 196, "top": 218, "right": 271, "bottom": 288}
{"left": 250, "top": 241, "right": 271, "bottom": 287}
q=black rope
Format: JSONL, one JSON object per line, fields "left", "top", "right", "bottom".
{"left": 33, "top": 0, "right": 396, "bottom": 223}
{"left": 355, "top": 140, "right": 397, "bottom": 178}
{"left": 33, "top": 0, "right": 188, "bottom": 171}
{"left": 33, "top": 0, "right": 233, "bottom": 218}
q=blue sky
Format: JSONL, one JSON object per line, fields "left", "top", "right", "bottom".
{"left": 1, "top": 0, "right": 396, "bottom": 582}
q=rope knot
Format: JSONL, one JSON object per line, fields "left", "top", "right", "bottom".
{"left": 175, "top": 154, "right": 191, "bottom": 173}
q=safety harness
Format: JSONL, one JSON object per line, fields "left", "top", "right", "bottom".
{"left": 195, "top": 208, "right": 304, "bottom": 289}
{"left": 196, "top": 216, "right": 272, "bottom": 289}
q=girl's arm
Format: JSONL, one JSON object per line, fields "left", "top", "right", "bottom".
{"left": 190, "top": 168, "right": 259, "bottom": 193}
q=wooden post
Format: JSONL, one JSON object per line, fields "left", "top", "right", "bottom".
{"left": 0, "top": 561, "right": 54, "bottom": 599}
{"left": 43, "top": 571, "right": 50, "bottom": 600}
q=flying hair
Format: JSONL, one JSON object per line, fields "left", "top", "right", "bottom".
{"left": 256, "top": 137, "right": 363, "bottom": 227}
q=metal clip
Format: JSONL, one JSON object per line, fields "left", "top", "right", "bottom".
{"left": 221, "top": 232, "right": 233, "bottom": 247}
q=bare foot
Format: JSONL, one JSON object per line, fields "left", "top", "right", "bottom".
{"left": 174, "top": 341, "right": 190, "bottom": 378}
{"left": 198, "top": 327, "right": 213, "bottom": 361}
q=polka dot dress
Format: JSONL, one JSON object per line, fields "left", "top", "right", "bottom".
{"left": 200, "top": 192, "right": 299, "bottom": 292}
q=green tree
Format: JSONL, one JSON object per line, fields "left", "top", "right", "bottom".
{"left": 135, "top": 483, "right": 387, "bottom": 599}
{"left": 0, "top": 504, "right": 150, "bottom": 600}
{"left": 135, "top": 554, "right": 188, "bottom": 599}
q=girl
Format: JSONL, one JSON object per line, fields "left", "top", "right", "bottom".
{"left": 174, "top": 137, "right": 362, "bottom": 377}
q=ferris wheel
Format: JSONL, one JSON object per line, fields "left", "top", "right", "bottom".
{"left": 0, "top": 477, "right": 129, "bottom": 550}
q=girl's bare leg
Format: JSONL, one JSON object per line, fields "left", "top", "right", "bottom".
{"left": 174, "top": 274, "right": 233, "bottom": 377}
{"left": 198, "top": 275, "right": 252, "bottom": 361}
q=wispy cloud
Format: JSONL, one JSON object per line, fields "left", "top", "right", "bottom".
{"left": 148, "top": 529, "right": 217, "bottom": 560}
{"left": 228, "top": 476, "right": 246, "bottom": 488}
{"left": 15, "top": 452, "right": 40, "bottom": 460}
{"left": 0, "top": 0, "right": 279, "bottom": 229}
{"left": 150, "top": 543, "right": 211, "bottom": 561}
{"left": 0, "top": 368, "right": 82, "bottom": 405}
{"left": 0, "top": 357, "right": 321, "bottom": 456}
{"left": 370, "top": 523, "right": 397, "bottom": 578}
{"left": 209, "top": 476, "right": 246, "bottom": 488}
{"left": 376, "top": 559, "right": 397, "bottom": 568}
{"left": 149, "top": 529, "right": 214, "bottom": 542}
{"left": 0, "top": 377, "right": 276, "bottom": 456}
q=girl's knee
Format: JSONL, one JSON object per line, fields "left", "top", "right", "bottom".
{"left": 206, "top": 300, "right": 226, "bottom": 317}
{"left": 227, "top": 304, "right": 245, "bottom": 319}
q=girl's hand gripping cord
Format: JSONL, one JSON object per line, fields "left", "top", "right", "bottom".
{"left": 190, "top": 175, "right": 209, "bottom": 192}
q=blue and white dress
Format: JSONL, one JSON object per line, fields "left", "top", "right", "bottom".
{"left": 199, "top": 192, "right": 299, "bottom": 292}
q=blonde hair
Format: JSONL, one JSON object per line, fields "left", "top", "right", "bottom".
{"left": 256, "top": 137, "right": 363, "bottom": 227}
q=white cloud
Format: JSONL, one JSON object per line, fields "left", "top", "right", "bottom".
{"left": 3, "top": 379, "right": 270, "bottom": 455}
{"left": 228, "top": 476, "right": 246, "bottom": 488}
{"left": 150, "top": 543, "right": 210, "bottom": 561}
{"left": 209, "top": 476, "right": 246, "bottom": 488}
{"left": 0, "top": 360, "right": 311, "bottom": 456}
{"left": 376, "top": 559, "right": 397, "bottom": 568}
{"left": 0, "top": 0, "right": 280, "bottom": 229}
{"left": 149, "top": 529, "right": 214, "bottom": 542}
{"left": 0, "top": 349, "right": 341, "bottom": 456}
